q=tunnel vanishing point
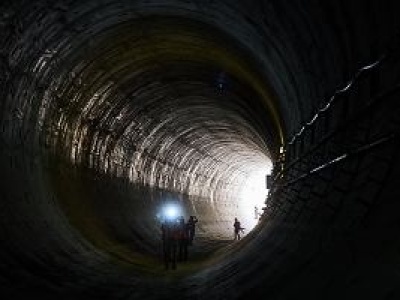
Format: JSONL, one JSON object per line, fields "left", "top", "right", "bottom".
{"left": 1, "top": 1, "right": 400, "bottom": 299}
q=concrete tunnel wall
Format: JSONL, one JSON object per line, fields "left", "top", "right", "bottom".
{"left": 1, "top": 0, "right": 400, "bottom": 299}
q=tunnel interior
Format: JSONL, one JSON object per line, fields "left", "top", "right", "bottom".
{"left": 1, "top": 1, "right": 400, "bottom": 299}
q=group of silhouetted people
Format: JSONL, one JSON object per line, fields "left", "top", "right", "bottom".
{"left": 161, "top": 215, "right": 249, "bottom": 269}
{"left": 161, "top": 216, "right": 198, "bottom": 270}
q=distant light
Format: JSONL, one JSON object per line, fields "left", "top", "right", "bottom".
{"left": 238, "top": 164, "right": 272, "bottom": 232}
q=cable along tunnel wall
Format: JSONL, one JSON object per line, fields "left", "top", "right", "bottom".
{"left": 1, "top": 1, "right": 400, "bottom": 300}
{"left": 252, "top": 37, "right": 400, "bottom": 300}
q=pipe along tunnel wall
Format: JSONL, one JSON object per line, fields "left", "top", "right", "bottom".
{"left": 1, "top": 1, "right": 400, "bottom": 299}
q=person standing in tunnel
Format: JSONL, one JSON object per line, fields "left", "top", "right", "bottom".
{"left": 254, "top": 206, "right": 259, "bottom": 219}
{"left": 177, "top": 216, "right": 189, "bottom": 262}
{"left": 234, "top": 217, "right": 244, "bottom": 241}
{"left": 187, "top": 216, "right": 198, "bottom": 245}
{"left": 161, "top": 219, "right": 178, "bottom": 270}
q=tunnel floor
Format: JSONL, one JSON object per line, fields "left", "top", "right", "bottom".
{"left": 9, "top": 235, "right": 251, "bottom": 300}
{"left": 121, "top": 222, "right": 261, "bottom": 274}
{"left": 122, "top": 235, "right": 238, "bottom": 276}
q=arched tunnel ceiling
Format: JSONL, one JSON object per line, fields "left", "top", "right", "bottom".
{"left": 1, "top": 0, "right": 400, "bottom": 299}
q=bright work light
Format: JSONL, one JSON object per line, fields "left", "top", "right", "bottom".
{"left": 162, "top": 203, "right": 181, "bottom": 220}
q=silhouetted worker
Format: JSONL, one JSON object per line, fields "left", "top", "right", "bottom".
{"left": 187, "top": 216, "right": 199, "bottom": 245}
{"left": 177, "top": 216, "right": 188, "bottom": 262}
{"left": 233, "top": 217, "right": 244, "bottom": 240}
{"left": 161, "top": 219, "right": 178, "bottom": 270}
{"left": 254, "top": 206, "right": 259, "bottom": 219}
